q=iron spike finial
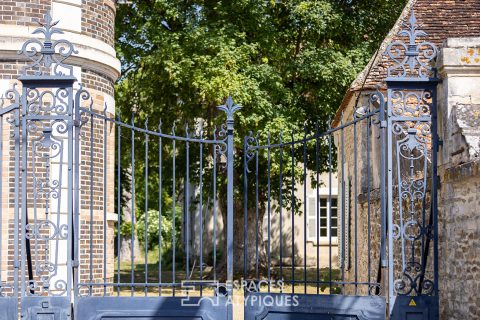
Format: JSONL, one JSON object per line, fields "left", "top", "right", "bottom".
{"left": 217, "top": 96, "right": 242, "bottom": 128}
{"left": 385, "top": 9, "right": 437, "bottom": 79}
{"left": 19, "top": 11, "right": 78, "bottom": 77}
{"left": 158, "top": 119, "right": 162, "bottom": 133}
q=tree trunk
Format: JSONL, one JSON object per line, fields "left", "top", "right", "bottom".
{"left": 216, "top": 190, "right": 268, "bottom": 281}
{"left": 118, "top": 167, "right": 141, "bottom": 262}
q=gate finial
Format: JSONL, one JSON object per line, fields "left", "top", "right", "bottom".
{"left": 217, "top": 96, "right": 242, "bottom": 129}
{"left": 385, "top": 10, "right": 438, "bottom": 80}
{"left": 18, "top": 11, "right": 78, "bottom": 77}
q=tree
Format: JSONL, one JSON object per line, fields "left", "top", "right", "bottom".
{"left": 114, "top": 0, "right": 406, "bottom": 278}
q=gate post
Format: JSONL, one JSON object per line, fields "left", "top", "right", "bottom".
{"left": 6, "top": 12, "right": 91, "bottom": 319}
{"left": 384, "top": 11, "right": 440, "bottom": 320}
{"left": 218, "top": 97, "right": 241, "bottom": 320}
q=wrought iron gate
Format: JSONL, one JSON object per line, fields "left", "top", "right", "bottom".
{"left": 0, "top": 11, "right": 440, "bottom": 320}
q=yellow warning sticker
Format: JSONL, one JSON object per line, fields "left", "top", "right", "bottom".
{"left": 409, "top": 299, "right": 417, "bottom": 307}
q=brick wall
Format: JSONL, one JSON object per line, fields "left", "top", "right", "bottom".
{"left": 82, "top": 0, "right": 116, "bottom": 48}
{"left": 0, "top": 0, "right": 51, "bottom": 26}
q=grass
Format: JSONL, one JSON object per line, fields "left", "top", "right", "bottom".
{"left": 113, "top": 250, "right": 341, "bottom": 296}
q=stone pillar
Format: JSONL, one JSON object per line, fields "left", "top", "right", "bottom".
{"left": 0, "top": 1, "right": 120, "bottom": 297}
{"left": 437, "top": 38, "right": 480, "bottom": 320}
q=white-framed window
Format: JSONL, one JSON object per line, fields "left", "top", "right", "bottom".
{"left": 307, "top": 195, "right": 338, "bottom": 243}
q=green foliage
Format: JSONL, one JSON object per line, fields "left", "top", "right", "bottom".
{"left": 136, "top": 207, "right": 182, "bottom": 251}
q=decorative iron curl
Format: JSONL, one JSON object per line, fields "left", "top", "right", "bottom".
{"left": 394, "top": 261, "right": 434, "bottom": 296}
{"left": 385, "top": 11, "right": 438, "bottom": 79}
{"left": 18, "top": 12, "right": 78, "bottom": 77}
{"left": 244, "top": 131, "right": 257, "bottom": 173}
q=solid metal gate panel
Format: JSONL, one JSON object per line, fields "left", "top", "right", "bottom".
{"left": 245, "top": 294, "right": 385, "bottom": 320}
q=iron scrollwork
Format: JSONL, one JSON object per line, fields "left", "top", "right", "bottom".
{"left": 385, "top": 11, "right": 437, "bottom": 79}
{"left": 385, "top": 10, "right": 438, "bottom": 298}
{"left": 18, "top": 12, "right": 78, "bottom": 77}
{"left": 7, "top": 12, "right": 90, "bottom": 297}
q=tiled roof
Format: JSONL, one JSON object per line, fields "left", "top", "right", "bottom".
{"left": 334, "top": 0, "right": 480, "bottom": 125}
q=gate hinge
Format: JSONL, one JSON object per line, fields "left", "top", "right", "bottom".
{"left": 72, "top": 260, "right": 79, "bottom": 268}
{"left": 380, "top": 120, "right": 387, "bottom": 128}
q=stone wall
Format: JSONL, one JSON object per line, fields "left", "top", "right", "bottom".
{"left": 437, "top": 37, "right": 480, "bottom": 320}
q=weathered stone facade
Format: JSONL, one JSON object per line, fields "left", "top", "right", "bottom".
{"left": 436, "top": 38, "right": 480, "bottom": 320}
{"left": 0, "top": 0, "right": 120, "bottom": 297}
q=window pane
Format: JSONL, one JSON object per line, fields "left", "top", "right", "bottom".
{"left": 320, "top": 228, "right": 327, "bottom": 237}
{"left": 331, "top": 198, "right": 337, "bottom": 207}
{"left": 320, "top": 198, "right": 327, "bottom": 207}
{"left": 320, "top": 208, "right": 327, "bottom": 217}
{"left": 331, "top": 207, "right": 338, "bottom": 218}
{"left": 331, "top": 228, "right": 337, "bottom": 237}
{"left": 320, "top": 218, "right": 327, "bottom": 227}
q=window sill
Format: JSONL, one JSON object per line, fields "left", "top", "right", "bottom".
{"left": 308, "top": 239, "right": 339, "bottom": 246}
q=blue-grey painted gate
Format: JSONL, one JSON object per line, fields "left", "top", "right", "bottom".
{"left": 0, "top": 10, "right": 440, "bottom": 320}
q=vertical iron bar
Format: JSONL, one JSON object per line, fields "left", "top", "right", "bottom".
{"left": 144, "top": 127, "right": 149, "bottom": 296}
{"left": 278, "top": 132, "right": 283, "bottom": 293}
{"left": 130, "top": 116, "right": 136, "bottom": 296}
{"left": 328, "top": 128, "right": 333, "bottom": 293}
{"left": 378, "top": 91, "right": 387, "bottom": 296}
{"left": 172, "top": 127, "right": 176, "bottom": 296}
{"left": 103, "top": 110, "right": 108, "bottom": 296}
{"left": 13, "top": 108, "right": 19, "bottom": 298}
{"left": 0, "top": 115, "right": 2, "bottom": 286}
{"left": 303, "top": 126, "right": 307, "bottom": 294}
{"left": 158, "top": 123, "right": 163, "bottom": 296}
{"left": 66, "top": 87, "right": 74, "bottom": 297}
{"left": 90, "top": 110, "right": 94, "bottom": 295}
{"left": 431, "top": 86, "right": 439, "bottom": 298}
{"left": 225, "top": 107, "right": 237, "bottom": 320}
{"left": 353, "top": 117, "right": 358, "bottom": 294}
{"left": 185, "top": 125, "right": 190, "bottom": 280}
{"left": 290, "top": 130, "right": 295, "bottom": 294}
{"left": 212, "top": 131, "right": 217, "bottom": 281}
{"left": 267, "top": 133, "right": 271, "bottom": 293}
{"left": 315, "top": 122, "right": 319, "bottom": 294}
{"left": 73, "top": 92, "right": 81, "bottom": 298}
{"left": 254, "top": 136, "right": 259, "bottom": 280}
{"left": 20, "top": 89, "right": 27, "bottom": 297}
{"left": 366, "top": 113, "right": 372, "bottom": 292}
{"left": 387, "top": 88, "right": 394, "bottom": 313}
{"left": 117, "top": 117, "right": 121, "bottom": 296}
{"left": 199, "top": 134, "right": 203, "bottom": 295}
{"left": 243, "top": 136, "right": 248, "bottom": 283}
{"left": 341, "top": 124, "right": 345, "bottom": 294}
